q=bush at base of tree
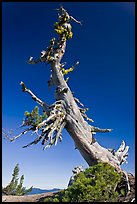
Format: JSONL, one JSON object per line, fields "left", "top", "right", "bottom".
{"left": 2, "top": 164, "right": 33, "bottom": 196}
{"left": 43, "top": 162, "right": 125, "bottom": 202}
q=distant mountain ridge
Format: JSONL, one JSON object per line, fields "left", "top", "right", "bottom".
{"left": 26, "top": 187, "right": 61, "bottom": 195}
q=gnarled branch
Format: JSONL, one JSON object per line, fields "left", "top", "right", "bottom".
{"left": 20, "top": 81, "right": 49, "bottom": 111}
{"left": 90, "top": 125, "right": 113, "bottom": 134}
{"left": 2, "top": 127, "right": 33, "bottom": 142}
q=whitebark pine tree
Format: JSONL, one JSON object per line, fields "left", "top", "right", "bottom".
{"left": 3, "top": 6, "right": 133, "bottom": 195}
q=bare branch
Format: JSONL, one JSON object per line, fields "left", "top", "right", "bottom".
{"left": 22, "top": 134, "right": 43, "bottom": 148}
{"left": 56, "top": 5, "right": 82, "bottom": 25}
{"left": 116, "top": 140, "right": 125, "bottom": 153}
{"left": 123, "top": 171, "right": 131, "bottom": 193}
{"left": 70, "top": 61, "right": 80, "bottom": 70}
{"left": 131, "top": 198, "right": 135, "bottom": 202}
{"left": 55, "top": 121, "right": 66, "bottom": 145}
{"left": 2, "top": 131, "right": 14, "bottom": 142}
{"left": 41, "top": 129, "right": 51, "bottom": 145}
{"left": 8, "top": 100, "right": 67, "bottom": 149}
{"left": 42, "top": 116, "right": 65, "bottom": 149}
{"left": 70, "top": 16, "right": 82, "bottom": 25}
{"left": 61, "top": 61, "right": 79, "bottom": 76}
{"left": 81, "top": 112, "right": 94, "bottom": 122}
{"left": 16, "top": 121, "right": 26, "bottom": 129}
{"left": 42, "top": 123, "right": 53, "bottom": 133}
{"left": 3, "top": 127, "right": 33, "bottom": 142}
{"left": 37, "top": 114, "right": 56, "bottom": 129}
{"left": 20, "top": 81, "right": 49, "bottom": 110}
{"left": 45, "top": 122, "right": 57, "bottom": 141}
{"left": 114, "top": 140, "right": 129, "bottom": 165}
{"left": 90, "top": 126, "right": 113, "bottom": 133}
{"left": 27, "top": 56, "right": 41, "bottom": 64}
{"left": 43, "top": 137, "right": 56, "bottom": 149}
{"left": 74, "top": 97, "right": 84, "bottom": 107}
{"left": 79, "top": 107, "right": 89, "bottom": 113}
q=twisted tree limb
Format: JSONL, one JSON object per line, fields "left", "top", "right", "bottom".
{"left": 20, "top": 81, "right": 49, "bottom": 112}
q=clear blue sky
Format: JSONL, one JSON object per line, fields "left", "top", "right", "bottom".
{"left": 2, "top": 2, "right": 135, "bottom": 189}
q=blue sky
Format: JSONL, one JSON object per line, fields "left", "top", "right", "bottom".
{"left": 2, "top": 2, "right": 135, "bottom": 189}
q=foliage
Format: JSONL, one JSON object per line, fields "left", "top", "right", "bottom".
{"left": 23, "top": 106, "right": 47, "bottom": 128}
{"left": 43, "top": 162, "right": 123, "bottom": 202}
{"left": 2, "top": 164, "right": 33, "bottom": 196}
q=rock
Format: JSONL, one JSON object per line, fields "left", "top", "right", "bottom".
{"left": 2, "top": 191, "right": 60, "bottom": 202}
{"left": 118, "top": 173, "right": 135, "bottom": 202}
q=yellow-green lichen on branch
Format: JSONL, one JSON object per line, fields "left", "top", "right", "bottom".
{"left": 54, "top": 6, "right": 82, "bottom": 40}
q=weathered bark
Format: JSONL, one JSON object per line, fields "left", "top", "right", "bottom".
{"left": 49, "top": 38, "right": 122, "bottom": 171}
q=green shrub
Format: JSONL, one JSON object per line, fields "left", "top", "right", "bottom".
{"left": 44, "top": 162, "right": 122, "bottom": 202}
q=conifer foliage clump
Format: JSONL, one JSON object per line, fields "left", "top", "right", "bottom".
{"left": 44, "top": 163, "right": 124, "bottom": 202}
{"left": 2, "top": 164, "right": 32, "bottom": 196}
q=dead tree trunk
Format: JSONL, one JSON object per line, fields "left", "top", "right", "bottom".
{"left": 50, "top": 40, "right": 119, "bottom": 169}
{"left": 3, "top": 6, "right": 129, "bottom": 174}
